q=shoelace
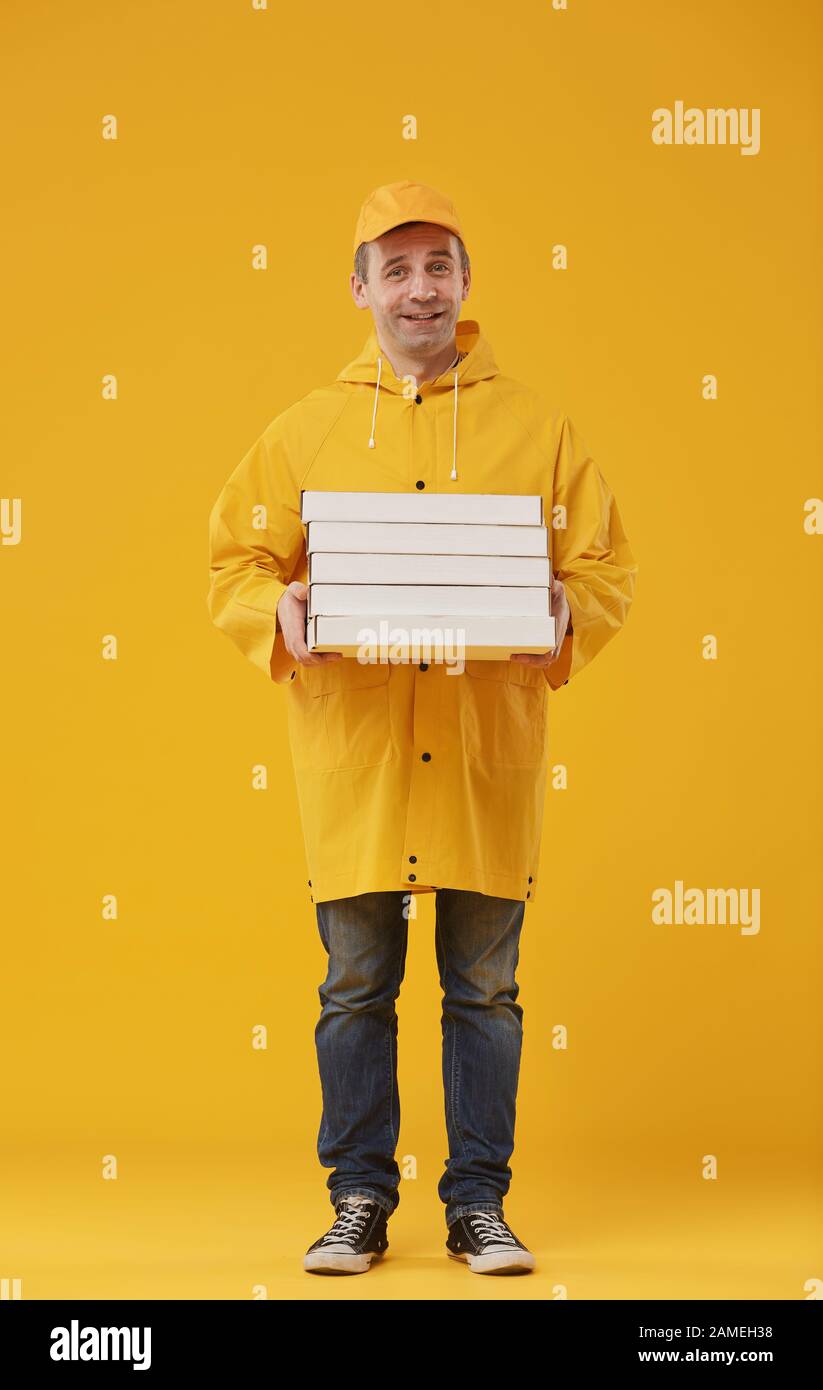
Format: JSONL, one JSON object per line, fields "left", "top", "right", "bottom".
{"left": 320, "top": 1198, "right": 372, "bottom": 1246}
{"left": 469, "top": 1212, "right": 518, "bottom": 1246}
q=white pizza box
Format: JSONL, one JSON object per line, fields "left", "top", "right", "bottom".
{"left": 307, "top": 584, "right": 550, "bottom": 618}
{"left": 300, "top": 489, "right": 543, "bottom": 526}
{"left": 306, "top": 520, "right": 549, "bottom": 558}
{"left": 305, "top": 613, "right": 557, "bottom": 660}
{"left": 307, "top": 551, "right": 551, "bottom": 586}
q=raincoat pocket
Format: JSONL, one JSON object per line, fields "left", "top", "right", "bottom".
{"left": 287, "top": 660, "right": 393, "bottom": 772}
{"left": 461, "top": 660, "right": 547, "bottom": 768}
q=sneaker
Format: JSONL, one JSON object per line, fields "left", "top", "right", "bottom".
{"left": 446, "top": 1209, "right": 535, "bottom": 1274}
{"left": 303, "top": 1193, "right": 389, "bottom": 1274}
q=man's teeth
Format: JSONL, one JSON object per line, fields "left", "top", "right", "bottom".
{"left": 407, "top": 313, "right": 438, "bottom": 319}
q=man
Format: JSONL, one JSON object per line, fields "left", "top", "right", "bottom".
{"left": 207, "top": 180, "right": 638, "bottom": 1276}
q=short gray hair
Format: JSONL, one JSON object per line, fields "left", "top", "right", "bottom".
{"left": 354, "top": 223, "right": 470, "bottom": 283}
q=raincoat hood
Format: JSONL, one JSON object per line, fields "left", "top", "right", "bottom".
{"left": 335, "top": 318, "right": 499, "bottom": 480}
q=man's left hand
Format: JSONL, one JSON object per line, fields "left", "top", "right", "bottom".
{"left": 510, "top": 574, "right": 571, "bottom": 667}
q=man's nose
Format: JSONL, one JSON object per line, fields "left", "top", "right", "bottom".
{"left": 407, "top": 276, "right": 437, "bottom": 301}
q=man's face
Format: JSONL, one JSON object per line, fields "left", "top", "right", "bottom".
{"left": 351, "top": 222, "right": 470, "bottom": 358}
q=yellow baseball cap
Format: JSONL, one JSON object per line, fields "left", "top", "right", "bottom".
{"left": 353, "top": 180, "right": 465, "bottom": 256}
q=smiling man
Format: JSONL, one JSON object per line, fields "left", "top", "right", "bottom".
{"left": 207, "top": 179, "right": 638, "bottom": 1277}
{"left": 354, "top": 217, "right": 468, "bottom": 386}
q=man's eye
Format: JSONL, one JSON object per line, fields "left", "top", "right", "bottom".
{"left": 386, "top": 264, "right": 449, "bottom": 277}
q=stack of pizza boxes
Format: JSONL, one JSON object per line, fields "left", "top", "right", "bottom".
{"left": 301, "top": 490, "right": 554, "bottom": 660}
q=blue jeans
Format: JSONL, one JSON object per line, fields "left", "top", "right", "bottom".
{"left": 313, "top": 888, "right": 526, "bottom": 1228}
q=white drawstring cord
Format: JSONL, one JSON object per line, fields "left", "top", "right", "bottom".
{"left": 450, "top": 369, "right": 459, "bottom": 480}
{"left": 368, "top": 355, "right": 382, "bottom": 448}
{"left": 368, "top": 351, "right": 459, "bottom": 480}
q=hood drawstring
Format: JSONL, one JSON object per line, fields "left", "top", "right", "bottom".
{"left": 368, "top": 356, "right": 460, "bottom": 482}
{"left": 450, "top": 368, "right": 458, "bottom": 481}
{"left": 367, "top": 354, "right": 382, "bottom": 450}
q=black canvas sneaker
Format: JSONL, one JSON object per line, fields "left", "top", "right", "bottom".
{"left": 446, "top": 1209, "right": 535, "bottom": 1274}
{"left": 303, "top": 1192, "right": 389, "bottom": 1274}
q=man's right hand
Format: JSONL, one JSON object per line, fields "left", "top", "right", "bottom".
{"left": 277, "top": 581, "right": 343, "bottom": 666}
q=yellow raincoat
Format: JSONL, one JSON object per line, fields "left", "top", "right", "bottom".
{"left": 207, "top": 319, "right": 637, "bottom": 905}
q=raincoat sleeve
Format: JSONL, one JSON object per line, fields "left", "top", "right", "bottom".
{"left": 207, "top": 421, "right": 305, "bottom": 685}
{"left": 543, "top": 414, "right": 638, "bottom": 690}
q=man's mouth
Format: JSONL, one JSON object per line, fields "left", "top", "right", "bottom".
{"left": 401, "top": 311, "right": 444, "bottom": 322}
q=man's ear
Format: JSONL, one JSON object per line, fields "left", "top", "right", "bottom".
{"left": 350, "top": 274, "right": 370, "bottom": 310}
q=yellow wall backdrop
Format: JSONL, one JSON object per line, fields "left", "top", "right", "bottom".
{"left": 2, "top": 0, "right": 822, "bottom": 1300}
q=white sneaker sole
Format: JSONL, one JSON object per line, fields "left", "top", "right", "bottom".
{"left": 304, "top": 1248, "right": 385, "bottom": 1274}
{"left": 448, "top": 1248, "right": 535, "bottom": 1274}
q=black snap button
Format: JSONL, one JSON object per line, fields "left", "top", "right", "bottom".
{"left": 409, "top": 855, "right": 417, "bottom": 864}
{"left": 415, "top": 479, "right": 425, "bottom": 489}
{"left": 308, "top": 880, "right": 312, "bottom": 887}
{"left": 528, "top": 876, "right": 533, "bottom": 884}
{"left": 408, "top": 873, "right": 416, "bottom": 882}
{"left": 419, "top": 662, "right": 428, "bottom": 671}
{"left": 421, "top": 751, "right": 431, "bottom": 761}
{"left": 414, "top": 393, "right": 423, "bottom": 404}
{"left": 290, "top": 670, "right": 295, "bottom": 679}
{"left": 526, "top": 891, "right": 530, "bottom": 899}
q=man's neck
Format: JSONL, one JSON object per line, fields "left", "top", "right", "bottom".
{"left": 378, "top": 335, "right": 459, "bottom": 386}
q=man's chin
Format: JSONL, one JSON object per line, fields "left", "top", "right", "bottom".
{"left": 395, "top": 315, "right": 453, "bottom": 348}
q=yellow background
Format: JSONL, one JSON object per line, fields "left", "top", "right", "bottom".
{"left": 2, "top": 0, "right": 822, "bottom": 1300}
